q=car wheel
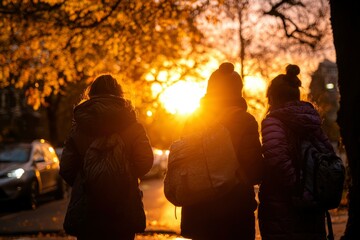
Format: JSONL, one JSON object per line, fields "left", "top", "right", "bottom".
{"left": 24, "top": 180, "right": 38, "bottom": 210}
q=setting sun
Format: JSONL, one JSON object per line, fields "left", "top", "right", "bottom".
{"left": 243, "top": 76, "right": 267, "bottom": 97}
{"left": 154, "top": 75, "right": 267, "bottom": 116}
{"left": 159, "top": 81, "right": 206, "bottom": 115}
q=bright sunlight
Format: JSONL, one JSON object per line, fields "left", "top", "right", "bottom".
{"left": 243, "top": 76, "right": 267, "bottom": 97}
{"left": 159, "top": 81, "right": 206, "bottom": 115}
{"left": 154, "top": 75, "right": 267, "bottom": 116}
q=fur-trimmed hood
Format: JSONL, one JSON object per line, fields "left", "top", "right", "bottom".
{"left": 73, "top": 95, "right": 136, "bottom": 136}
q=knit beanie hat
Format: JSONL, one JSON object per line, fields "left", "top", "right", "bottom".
{"left": 206, "top": 62, "right": 243, "bottom": 99}
{"left": 267, "top": 64, "right": 302, "bottom": 106}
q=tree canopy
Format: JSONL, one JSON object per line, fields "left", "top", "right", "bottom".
{"left": 0, "top": 0, "right": 204, "bottom": 109}
{"left": 0, "top": 0, "right": 337, "bottom": 146}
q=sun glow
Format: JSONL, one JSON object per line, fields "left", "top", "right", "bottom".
{"left": 148, "top": 57, "right": 269, "bottom": 116}
{"left": 243, "top": 76, "right": 267, "bottom": 97}
{"left": 159, "top": 81, "right": 206, "bottom": 115}
{"left": 153, "top": 76, "right": 266, "bottom": 116}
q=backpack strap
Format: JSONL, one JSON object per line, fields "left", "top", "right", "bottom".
{"left": 326, "top": 210, "right": 334, "bottom": 240}
{"left": 220, "top": 106, "right": 250, "bottom": 185}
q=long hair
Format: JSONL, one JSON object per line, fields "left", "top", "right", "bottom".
{"left": 79, "top": 74, "right": 124, "bottom": 104}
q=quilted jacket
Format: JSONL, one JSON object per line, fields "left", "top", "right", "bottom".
{"left": 259, "top": 101, "right": 332, "bottom": 240}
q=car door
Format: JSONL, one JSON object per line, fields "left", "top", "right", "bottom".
{"left": 32, "top": 145, "right": 51, "bottom": 192}
{"left": 41, "top": 143, "right": 59, "bottom": 190}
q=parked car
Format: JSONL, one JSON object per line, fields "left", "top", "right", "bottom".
{"left": 55, "top": 147, "right": 63, "bottom": 159}
{"left": 142, "top": 148, "right": 169, "bottom": 179}
{"left": 0, "top": 139, "right": 65, "bottom": 209}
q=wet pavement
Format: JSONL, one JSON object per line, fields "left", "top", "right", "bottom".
{"left": 0, "top": 208, "right": 348, "bottom": 240}
{"left": 0, "top": 178, "right": 348, "bottom": 240}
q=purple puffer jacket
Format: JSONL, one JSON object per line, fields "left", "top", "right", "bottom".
{"left": 259, "top": 101, "right": 332, "bottom": 240}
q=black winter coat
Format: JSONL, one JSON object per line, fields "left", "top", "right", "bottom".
{"left": 259, "top": 101, "right": 333, "bottom": 240}
{"left": 60, "top": 95, "right": 153, "bottom": 239}
{"left": 180, "top": 97, "right": 264, "bottom": 240}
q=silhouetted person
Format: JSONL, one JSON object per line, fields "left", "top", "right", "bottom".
{"left": 60, "top": 74, "right": 153, "bottom": 240}
{"left": 180, "top": 62, "right": 264, "bottom": 240}
{"left": 259, "top": 64, "right": 333, "bottom": 240}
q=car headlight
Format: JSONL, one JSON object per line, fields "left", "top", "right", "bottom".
{"left": 7, "top": 168, "right": 25, "bottom": 179}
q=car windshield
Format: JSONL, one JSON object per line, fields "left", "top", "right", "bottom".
{"left": 0, "top": 144, "right": 31, "bottom": 163}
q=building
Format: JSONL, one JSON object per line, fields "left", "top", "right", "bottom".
{"left": 309, "top": 60, "right": 348, "bottom": 161}
{"left": 309, "top": 59, "right": 339, "bottom": 123}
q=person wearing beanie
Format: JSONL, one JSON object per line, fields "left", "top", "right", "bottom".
{"left": 180, "top": 62, "right": 264, "bottom": 240}
{"left": 258, "top": 64, "right": 334, "bottom": 239}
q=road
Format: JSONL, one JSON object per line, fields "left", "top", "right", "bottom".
{"left": 0, "top": 178, "right": 347, "bottom": 240}
{"left": 140, "top": 178, "right": 181, "bottom": 234}
{"left": 0, "top": 178, "right": 183, "bottom": 239}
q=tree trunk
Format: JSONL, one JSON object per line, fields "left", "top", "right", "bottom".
{"left": 329, "top": 0, "right": 360, "bottom": 239}
{"left": 45, "top": 93, "right": 62, "bottom": 146}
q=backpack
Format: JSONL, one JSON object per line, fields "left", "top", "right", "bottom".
{"left": 291, "top": 136, "right": 345, "bottom": 211}
{"left": 291, "top": 135, "right": 345, "bottom": 240}
{"left": 83, "top": 133, "right": 146, "bottom": 231}
{"left": 164, "top": 108, "right": 244, "bottom": 206}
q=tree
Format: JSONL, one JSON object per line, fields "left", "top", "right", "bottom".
{"left": 193, "top": 0, "right": 333, "bottom": 123}
{"left": 0, "top": 0, "right": 204, "bottom": 144}
{"left": 329, "top": 1, "right": 360, "bottom": 239}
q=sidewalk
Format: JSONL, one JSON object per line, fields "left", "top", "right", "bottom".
{"left": 330, "top": 208, "right": 348, "bottom": 240}
{"left": 0, "top": 208, "right": 348, "bottom": 240}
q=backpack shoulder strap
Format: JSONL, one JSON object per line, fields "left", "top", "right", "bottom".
{"left": 220, "top": 106, "right": 249, "bottom": 185}
{"left": 326, "top": 210, "right": 335, "bottom": 240}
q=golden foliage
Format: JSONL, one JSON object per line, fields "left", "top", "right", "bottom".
{"left": 0, "top": 0, "right": 204, "bottom": 108}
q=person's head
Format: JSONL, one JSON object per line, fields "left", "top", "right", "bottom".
{"left": 205, "top": 62, "right": 243, "bottom": 101}
{"left": 266, "top": 64, "right": 302, "bottom": 108}
{"left": 87, "top": 74, "right": 123, "bottom": 98}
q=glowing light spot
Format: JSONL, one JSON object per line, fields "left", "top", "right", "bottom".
{"left": 243, "top": 76, "right": 266, "bottom": 96}
{"left": 159, "top": 81, "right": 205, "bottom": 115}
{"left": 145, "top": 73, "right": 155, "bottom": 81}
{"left": 151, "top": 83, "right": 163, "bottom": 97}
{"left": 48, "top": 147, "right": 55, "bottom": 153}
{"left": 326, "top": 83, "right": 335, "bottom": 89}
{"left": 157, "top": 71, "right": 168, "bottom": 82}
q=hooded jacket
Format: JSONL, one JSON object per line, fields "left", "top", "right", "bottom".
{"left": 259, "top": 101, "right": 332, "bottom": 240}
{"left": 60, "top": 95, "right": 153, "bottom": 238}
{"left": 60, "top": 95, "right": 153, "bottom": 185}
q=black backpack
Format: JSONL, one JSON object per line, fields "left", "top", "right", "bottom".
{"left": 64, "top": 132, "right": 146, "bottom": 236}
{"left": 83, "top": 133, "right": 134, "bottom": 211}
{"left": 83, "top": 133, "right": 145, "bottom": 232}
{"left": 291, "top": 136, "right": 345, "bottom": 211}
{"left": 291, "top": 134, "right": 345, "bottom": 240}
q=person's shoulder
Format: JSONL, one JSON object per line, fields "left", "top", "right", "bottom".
{"left": 124, "top": 122, "right": 145, "bottom": 133}
{"left": 230, "top": 108, "right": 257, "bottom": 124}
{"left": 221, "top": 108, "right": 260, "bottom": 133}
